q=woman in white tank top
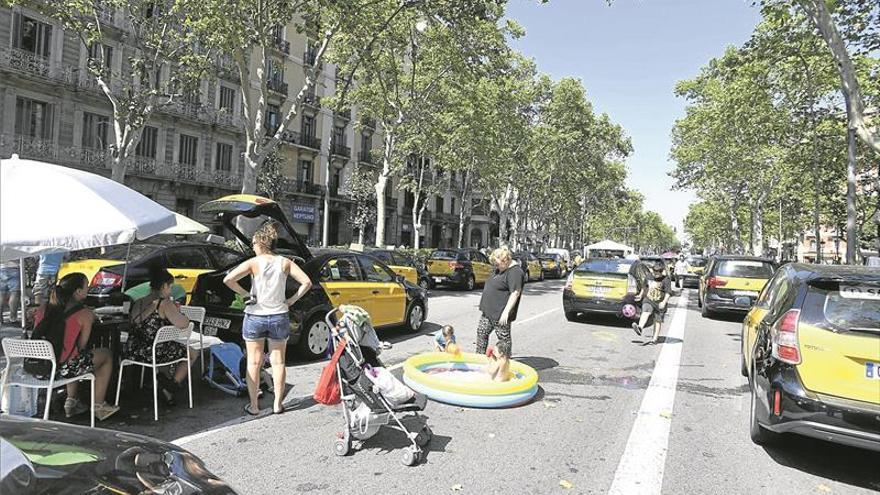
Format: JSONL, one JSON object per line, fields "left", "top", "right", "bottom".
{"left": 224, "top": 223, "right": 312, "bottom": 415}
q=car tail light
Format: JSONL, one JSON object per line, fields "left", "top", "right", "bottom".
{"left": 771, "top": 309, "right": 801, "bottom": 365}
{"left": 564, "top": 272, "right": 574, "bottom": 290}
{"left": 91, "top": 270, "right": 122, "bottom": 288}
{"left": 707, "top": 276, "right": 727, "bottom": 288}
{"left": 448, "top": 261, "right": 464, "bottom": 270}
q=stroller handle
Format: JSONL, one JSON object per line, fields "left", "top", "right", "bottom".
{"left": 325, "top": 307, "right": 341, "bottom": 335}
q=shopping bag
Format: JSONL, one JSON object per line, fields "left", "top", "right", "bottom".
{"left": 314, "top": 339, "right": 347, "bottom": 405}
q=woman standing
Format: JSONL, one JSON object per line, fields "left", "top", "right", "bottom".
{"left": 224, "top": 223, "right": 312, "bottom": 415}
{"left": 127, "top": 266, "right": 194, "bottom": 405}
{"left": 475, "top": 247, "right": 523, "bottom": 358}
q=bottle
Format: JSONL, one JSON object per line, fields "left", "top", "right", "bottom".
{"left": 1, "top": 369, "right": 38, "bottom": 417}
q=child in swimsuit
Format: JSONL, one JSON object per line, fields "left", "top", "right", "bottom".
{"left": 433, "top": 325, "right": 457, "bottom": 352}
{"left": 485, "top": 345, "right": 512, "bottom": 382}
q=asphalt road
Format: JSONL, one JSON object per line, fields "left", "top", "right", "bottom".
{"left": 23, "top": 279, "right": 880, "bottom": 494}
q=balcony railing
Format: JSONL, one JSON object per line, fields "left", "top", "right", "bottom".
{"left": 215, "top": 55, "right": 238, "bottom": 81}
{"left": 358, "top": 150, "right": 375, "bottom": 164}
{"left": 0, "top": 133, "right": 243, "bottom": 190}
{"left": 214, "top": 109, "right": 241, "bottom": 128}
{"left": 300, "top": 133, "right": 321, "bottom": 150}
{"left": 336, "top": 108, "right": 351, "bottom": 120}
{"left": 361, "top": 117, "right": 376, "bottom": 129}
{"left": 267, "top": 78, "right": 288, "bottom": 96}
{"left": 303, "top": 91, "right": 320, "bottom": 108}
{"left": 166, "top": 101, "right": 210, "bottom": 122}
{"left": 331, "top": 143, "right": 351, "bottom": 158}
{"left": 272, "top": 36, "right": 291, "bottom": 55}
{"left": 281, "top": 178, "right": 324, "bottom": 196}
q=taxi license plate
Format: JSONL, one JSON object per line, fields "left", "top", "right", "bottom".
{"left": 866, "top": 362, "right": 880, "bottom": 380}
{"left": 733, "top": 290, "right": 759, "bottom": 298}
{"left": 589, "top": 286, "right": 610, "bottom": 295}
{"left": 433, "top": 277, "right": 443, "bottom": 283}
{"left": 204, "top": 317, "right": 231, "bottom": 329}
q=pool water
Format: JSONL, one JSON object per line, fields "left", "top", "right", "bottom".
{"left": 420, "top": 362, "right": 524, "bottom": 382}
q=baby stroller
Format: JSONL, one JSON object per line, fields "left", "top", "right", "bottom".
{"left": 327, "top": 306, "right": 431, "bottom": 466}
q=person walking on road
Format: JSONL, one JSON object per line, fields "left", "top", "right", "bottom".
{"left": 475, "top": 247, "right": 523, "bottom": 358}
{"left": 224, "top": 223, "right": 312, "bottom": 415}
{"left": 34, "top": 252, "right": 65, "bottom": 306}
{"left": 673, "top": 255, "right": 689, "bottom": 290}
{"left": 632, "top": 262, "right": 672, "bottom": 344}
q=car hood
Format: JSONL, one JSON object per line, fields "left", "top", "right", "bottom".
{"left": 199, "top": 194, "right": 312, "bottom": 262}
{"left": 0, "top": 416, "right": 237, "bottom": 495}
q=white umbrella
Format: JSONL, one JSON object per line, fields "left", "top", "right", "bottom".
{"left": 0, "top": 155, "right": 176, "bottom": 262}
{"left": 162, "top": 213, "right": 210, "bottom": 235}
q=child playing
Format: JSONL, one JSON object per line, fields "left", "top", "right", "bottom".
{"left": 484, "top": 345, "right": 512, "bottom": 382}
{"left": 433, "top": 325, "right": 457, "bottom": 352}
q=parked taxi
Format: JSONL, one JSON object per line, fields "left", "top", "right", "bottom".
{"left": 742, "top": 264, "right": 880, "bottom": 451}
{"left": 189, "top": 194, "right": 428, "bottom": 359}
{"left": 562, "top": 258, "right": 646, "bottom": 320}
{"left": 426, "top": 248, "right": 492, "bottom": 290}
{"left": 537, "top": 253, "right": 566, "bottom": 279}
{"left": 514, "top": 252, "right": 544, "bottom": 282}
{"left": 698, "top": 255, "right": 777, "bottom": 317}
{"left": 678, "top": 255, "right": 707, "bottom": 288}
{"left": 368, "top": 249, "right": 430, "bottom": 290}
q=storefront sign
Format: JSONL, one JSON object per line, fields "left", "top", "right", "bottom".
{"left": 291, "top": 203, "right": 316, "bottom": 223}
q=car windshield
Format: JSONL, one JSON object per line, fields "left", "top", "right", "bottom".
{"left": 687, "top": 257, "right": 707, "bottom": 267}
{"left": 576, "top": 259, "right": 633, "bottom": 276}
{"left": 538, "top": 255, "right": 558, "bottom": 260}
{"left": 371, "top": 251, "right": 393, "bottom": 263}
{"left": 803, "top": 281, "right": 880, "bottom": 333}
{"left": 96, "top": 244, "right": 158, "bottom": 261}
{"left": 430, "top": 250, "right": 459, "bottom": 260}
{"left": 716, "top": 260, "right": 774, "bottom": 279}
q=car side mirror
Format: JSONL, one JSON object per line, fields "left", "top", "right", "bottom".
{"left": 395, "top": 274, "right": 405, "bottom": 283}
{"left": 734, "top": 296, "right": 751, "bottom": 306}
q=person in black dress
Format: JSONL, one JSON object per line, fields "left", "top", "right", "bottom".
{"left": 475, "top": 247, "right": 523, "bottom": 357}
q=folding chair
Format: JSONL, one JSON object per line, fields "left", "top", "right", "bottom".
{"left": 179, "top": 305, "right": 207, "bottom": 375}
{"left": 0, "top": 338, "right": 95, "bottom": 427}
{"left": 115, "top": 323, "right": 193, "bottom": 421}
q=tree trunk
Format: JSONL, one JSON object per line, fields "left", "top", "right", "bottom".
{"left": 358, "top": 227, "right": 365, "bottom": 245}
{"left": 374, "top": 131, "right": 395, "bottom": 247}
{"left": 752, "top": 202, "right": 764, "bottom": 257}
{"left": 845, "top": 123, "right": 858, "bottom": 264}
{"left": 111, "top": 155, "right": 126, "bottom": 182}
{"left": 242, "top": 154, "right": 259, "bottom": 195}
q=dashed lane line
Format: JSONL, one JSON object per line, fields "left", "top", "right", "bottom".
{"left": 607, "top": 291, "right": 690, "bottom": 495}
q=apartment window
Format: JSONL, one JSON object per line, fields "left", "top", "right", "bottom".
{"left": 135, "top": 126, "right": 158, "bottom": 158}
{"left": 267, "top": 58, "right": 283, "bottom": 85}
{"left": 215, "top": 142, "right": 233, "bottom": 171}
{"left": 333, "top": 125, "right": 345, "bottom": 145}
{"left": 81, "top": 112, "right": 110, "bottom": 149}
{"left": 87, "top": 42, "right": 113, "bottom": 72}
{"left": 265, "top": 104, "right": 280, "bottom": 134}
{"left": 404, "top": 191, "right": 415, "bottom": 209}
{"left": 14, "top": 97, "right": 54, "bottom": 139}
{"left": 360, "top": 133, "right": 371, "bottom": 152}
{"left": 451, "top": 197, "right": 456, "bottom": 214}
{"left": 178, "top": 134, "right": 199, "bottom": 166}
{"left": 219, "top": 86, "right": 235, "bottom": 112}
{"left": 302, "top": 115, "right": 315, "bottom": 138}
{"left": 298, "top": 159, "right": 313, "bottom": 183}
{"left": 271, "top": 24, "right": 284, "bottom": 40}
{"left": 12, "top": 13, "right": 52, "bottom": 57}
{"left": 436, "top": 196, "right": 444, "bottom": 213}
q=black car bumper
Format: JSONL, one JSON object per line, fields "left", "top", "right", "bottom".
{"left": 704, "top": 291, "right": 754, "bottom": 312}
{"left": 428, "top": 271, "right": 468, "bottom": 287}
{"left": 541, "top": 267, "right": 562, "bottom": 278}
{"left": 563, "top": 290, "right": 624, "bottom": 315}
{"left": 755, "top": 365, "right": 880, "bottom": 452}
{"left": 678, "top": 274, "right": 700, "bottom": 286}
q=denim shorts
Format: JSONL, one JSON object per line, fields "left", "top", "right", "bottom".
{"left": 242, "top": 313, "right": 290, "bottom": 342}
{"left": 0, "top": 268, "right": 20, "bottom": 292}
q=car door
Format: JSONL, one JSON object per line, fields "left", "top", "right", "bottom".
{"left": 472, "top": 251, "right": 492, "bottom": 283}
{"left": 164, "top": 246, "right": 215, "bottom": 302}
{"left": 317, "top": 255, "right": 373, "bottom": 313}
{"left": 743, "top": 269, "right": 786, "bottom": 371}
{"left": 357, "top": 254, "right": 406, "bottom": 327}
{"left": 390, "top": 252, "right": 418, "bottom": 285}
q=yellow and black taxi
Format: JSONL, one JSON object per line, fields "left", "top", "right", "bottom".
{"left": 698, "top": 255, "right": 777, "bottom": 317}
{"left": 426, "top": 248, "right": 492, "bottom": 290}
{"left": 742, "top": 264, "right": 880, "bottom": 451}
{"left": 367, "top": 249, "right": 431, "bottom": 290}
{"left": 562, "top": 258, "right": 648, "bottom": 321}
{"left": 537, "top": 253, "right": 567, "bottom": 279}
{"left": 677, "top": 254, "right": 707, "bottom": 288}
{"left": 57, "top": 239, "right": 245, "bottom": 305}
{"left": 189, "top": 195, "right": 427, "bottom": 359}
{"left": 514, "top": 252, "right": 544, "bottom": 282}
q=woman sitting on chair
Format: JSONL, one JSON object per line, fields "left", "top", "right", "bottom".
{"left": 126, "top": 265, "right": 193, "bottom": 405}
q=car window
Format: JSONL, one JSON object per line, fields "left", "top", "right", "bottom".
{"left": 576, "top": 259, "right": 634, "bottom": 276}
{"left": 477, "top": 252, "right": 490, "bottom": 264}
{"left": 358, "top": 255, "right": 395, "bottom": 283}
{"left": 319, "top": 257, "right": 362, "bottom": 282}
{"left": 372, "top": 251, "right": 394, "bottom": 264}
{"left": 208, "top": 247, "right": 245, "bottom": 269}
{"left": 97, "top": 244, "right": 158, "bottom": 261}
{"left": 687, "top": 256, "right": 707, "bottom": 267}
{"left": 802, "top": 280, "right": 880, "bottom": 333}
{"left": 166, "top": 247, "right": 212, "bottom": 269}
{"left": 756, "top": 269, "right": 786, "bottom": 309}
{"left": 430, "top": 250, "right": 459, "bottom": 260}
{"left": 716, "top": 260, "right": 775, "bottom": 279}
{"left": 391, "top": 252, "right": 410, "bottom": 267}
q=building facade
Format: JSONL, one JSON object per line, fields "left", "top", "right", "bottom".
{"left": 0, "top": 5, "right": 495, "bottom": 249}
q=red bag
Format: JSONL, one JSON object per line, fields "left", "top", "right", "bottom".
{"left": 314, "top": 339, "right": 347, "bottom": 405}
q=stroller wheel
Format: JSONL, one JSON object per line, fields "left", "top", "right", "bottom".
{"left": 415, "top": 427, "right": 432, "bottom": 447}
{"left": 401, "top": 447, "right": 420, "bottom": 466}
{"left": 334, "top": 437, "right": 351, "bottom": 457}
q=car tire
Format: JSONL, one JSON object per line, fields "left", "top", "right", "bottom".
{"left": 464, "top": 275, "right": 475, "bottom": 291}
{"left": 701, "top": 301, "right": 713, "bottom": 319}
{"left": 297, "top": 314, "right": 331, "bottom": 359}
{"left": 525, "top": 270, "right": 530, "bottom": 283}
{"left": 749, "top": 365, "right": 780, "bottom": 446}
{"left": 539, "top": 271, "right": 545, "bottom": 281}
{"left": 405, "top": 301, "right": 425, "bottom": 333}
{"left": 565, "top": 311, "right": 578, "bottom": 321}
{"left": 697, "top": 294, "right": 702, "bottom": 308}
{"left": 741, "top": 352, "right": 748, "bottom": 377}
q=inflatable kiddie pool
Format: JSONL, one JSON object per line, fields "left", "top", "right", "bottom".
{"left": 403, "top": 352, "right": 538, "bottom": 408}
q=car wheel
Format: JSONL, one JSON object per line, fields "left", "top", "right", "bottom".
{"left": 701, "top": 302, "right": 713, "bottom": 319}
{"left": 565, "top": 311, "right": 578, "bottom": 321}
{"left": 405, "top": 302, "right": 425, "bottom": 332}
{"left": 741, "top": 351, "right": 748, "bottom": 377}
{"left": 539, "top": 271, "right": 545, "bottom": 281}
{"left": 525, "top": 270, "right": 530, "bottom": 283}
{"left": 297, "top": 315, "right": 331, "bottom": 359}
{"left": 464, "top": 275, "right": 475, "bottom": 291}
{"left": 697, "top": 293, "right": 702, "bottom": 308}
{"left": 749, "top": 365, "right": 780, "bottom": 446}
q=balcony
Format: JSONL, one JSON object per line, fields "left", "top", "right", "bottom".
{"left": 361, "top": 117, "right": 376, "bottom": 129}
{"left": 302, "top": 91, "right": 320, "bottom": 108}
{"left": 166, "top": 101, "right": 211, "bottom": 123}
{"left": 358, "top": 150, "right": 375, "bottom": 164}
{"left": 336, "top": 108, "right": 351, "bottom": 120}
{"left": 215, "top": 55, "right": 238, "bottom": 82}
{"left": 214, "top": 109, "right": 241, "bottom": 128}
{"left": 303, "top": 50, "right": 317, "bottom": 67}
{"left": 281, "top": 178, "right": 324, "bottom": 196}
{"left": 267, "top": 78, "right": 288, "bottom": 97}
{"left": 331, "top": 143, "right": 351, "bottom": 158}
{"left": 300, "top": 133, "right": 321, "bottom": 150}
{"left": 272, "top": 36, "right": 291, "bottom": 55}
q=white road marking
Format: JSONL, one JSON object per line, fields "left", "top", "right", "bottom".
{"left": 173, "top": 416, "right": 253, "bottom": 446}
{"left": 607, "top": 291, "right": 689, "bottom": 495}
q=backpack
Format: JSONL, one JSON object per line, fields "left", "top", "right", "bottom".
{"left": 24, "top": 304, "right": 84, "bottom": 379}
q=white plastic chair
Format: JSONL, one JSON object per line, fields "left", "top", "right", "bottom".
{"left": 179, "top": 305, "right": 207, "bottom": 375}
{"left": 115, "top": 323, "right": 193, "bottom": 421}
{"left": 0, "top": 338, "right": 95, "bottom": 427}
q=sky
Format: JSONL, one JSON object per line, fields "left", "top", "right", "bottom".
{"left": 505, "top": 0, "right": 763, "bottom": 239}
